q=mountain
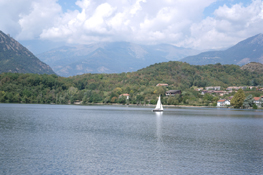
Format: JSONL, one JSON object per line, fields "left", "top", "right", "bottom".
{"left": 181, "top": 34, "right": 263, "bottom": 65}
{"left": 0, "top": 31, "right": 55, "bottom": 74}
{"left": 37, "top": 42, "right": 199, "bottom": 77}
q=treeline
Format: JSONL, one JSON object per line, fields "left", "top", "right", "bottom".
{"left": 0, "top": 61, "right": 263, "bottom": 106}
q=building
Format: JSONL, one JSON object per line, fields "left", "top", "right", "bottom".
{"left": 194, "top": 87, "right": 204, "bottom": 91}
{"left": 166, "top": 90, "right": 181, "bottom": 96}
{"left": 253, "top": 97, "right": 262, "bottom": 107}
{"left": 225, "top": 100, "right": 231, "bottom": 106}
{"left": 205, "top": 86, "right": 214, "bottom": 90}
{"left": 214, "top": 86, "right": 221, "bottom": 90}
{"left": 226, "top": 86, "right": 248, "bottom": 91}
{"left": 226, "top": 86, "right": 239, "bottom": 91}
{"left": 217, "top": 99, "right": 230, "bottom": 107}
{"left": 213, "top": 91, "right": 228, "bottom": 96}
{"left": 205, "top": 86, "right": 220, "bottom": 90}
{"left": 119, "top": 94, "right": 129, "bottom": 100}
{"left": 156, "top": 83, "right": 168, "bottom": 87}
{"left": 240, "top": 86, "right": 247, "bottom": 90}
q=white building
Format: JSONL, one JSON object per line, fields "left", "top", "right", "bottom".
{"left": 217, "top": 99, "right": 230, "bottom": 107}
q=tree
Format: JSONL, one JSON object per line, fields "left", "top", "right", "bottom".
{"left": 82, "top": 95, "right": 88, "bottom": 104}
{"left": 243, "top": 94, "right": 254, "bottom": 109}
{"left": 113, "top": 87, "right": 122, "bottom": 95}
{"left": 252, "top": 103, "right": 258, "bottom": 109}
{"left": 231, "top": 89, "right": 245, "bottom": 108}
{"left": 167, "top": 97, "right": 178, "bottom": 105}
{"left": 150, "top": 99, "right": 157, "bottom": 104}
{"left": 118, "top": 96, "right": 126, "bottom": 104}
{"left": 111, "top": 97, "right": 117, "bottom": 103}
{"left": 136, "top": 95, "right": 144, "bottom": 103}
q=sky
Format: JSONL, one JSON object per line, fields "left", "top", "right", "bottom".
{"left": 0, "top": 0, "right": 263, "bottom": 54}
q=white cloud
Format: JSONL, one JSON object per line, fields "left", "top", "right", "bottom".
{"left": 0, "top": 0, "right": 62, "bottom": 39}
{"left": 0, "top": 0, "right": 32, "bottom": 36}
{"left": 184, "top": 0, "right": 263, "bottom": 50}
{"left": 17, "top": 0, "right": 62, "bottom": 40}
{"left": 130, "top": 0, "right": 146, "bottom": 15}
{"left": 83, "top": 3, "right": 115, "bottom": 33}
{"left": 1, "top": 0, "right": 263, "bottom": 50}
{"left": 39, "top": 0, "right": 217, "bottom": 45}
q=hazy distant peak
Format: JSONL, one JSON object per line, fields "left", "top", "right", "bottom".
{"left": 249, "top": 33, "right": 263, "bottom": 45}
{"left": 181, "top": 33, "right": 263, "bottom": 66}
{"left": 37, "top": 41, "right": 200, "bottom": 76}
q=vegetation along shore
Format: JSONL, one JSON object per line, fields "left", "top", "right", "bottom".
{"left": 1, "top": 61, "right": 263, "bottom": 109}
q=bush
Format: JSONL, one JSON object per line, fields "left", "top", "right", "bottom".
{"left": 150, "top": 99, "right": 157, "bottom": 104}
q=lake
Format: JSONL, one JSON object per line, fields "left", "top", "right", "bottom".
{"left": 0, "top": 104, "right": 263, "bottom": 174}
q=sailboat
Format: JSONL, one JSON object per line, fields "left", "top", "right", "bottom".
{"left": 153, "top": 95, "right": 163, "bottom": 112}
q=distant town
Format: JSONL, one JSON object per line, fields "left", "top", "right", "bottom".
{"left": 155, "top": 83, "right": 263, "bottom": 108}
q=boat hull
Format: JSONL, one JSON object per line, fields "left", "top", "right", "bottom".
{"left": 153, "top": 109, "right": 163, "bottom": 112}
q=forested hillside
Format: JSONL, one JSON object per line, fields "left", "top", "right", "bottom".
{"left": 0, "top": 61, "right": 262, "bottom": 106}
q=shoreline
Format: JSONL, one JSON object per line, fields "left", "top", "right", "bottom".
{"left": 1, "top": 102, "right": 218, "bottom": 108}
{"left": 1, "top": 103, "right": 263, "bottom": 110}
{"left": 78, "top": 103, "right": 221, "bottom": 108}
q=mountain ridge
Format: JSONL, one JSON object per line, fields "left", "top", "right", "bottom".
{"left": 0, "top": 30, "right": 55, "bottom": 74}
{"left": 181, "top": 33, "right": 263, "bottom": 65}
{"left": 37, "top": 42, "right": 200, "bottom": 77}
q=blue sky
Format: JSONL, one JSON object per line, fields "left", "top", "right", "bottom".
{"left": 0, "top": 0, "right": 262, "bottom": 54}
{"left": 203, "top": 0, "right": 253, "bottom": 17}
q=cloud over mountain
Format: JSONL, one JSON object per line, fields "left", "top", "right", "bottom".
{"left": 1, "top": 0, "right": 263, "bottom": 50}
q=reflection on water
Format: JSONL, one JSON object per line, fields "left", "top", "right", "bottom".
{"left": 155, "top": 112, "right": 163, "bottom": 142}
{"left": 155, "top": 111, "right": 163, "bottom": 117}
{"left": 1, "top": 104, "right": 263, "bottom": 175}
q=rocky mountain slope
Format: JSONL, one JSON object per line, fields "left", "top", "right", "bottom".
{"left": 37, "top": 42, "right": 199, "bottom": 77}
{"left": 0, "top": 30, "right": 55, "bottom": 74}
{"left": 182, "top": 34, "right": 263, "bottom": 65}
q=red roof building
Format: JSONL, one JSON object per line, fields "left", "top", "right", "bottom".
{"left": 119, "top": 94, "right": 130, "bottom": 99}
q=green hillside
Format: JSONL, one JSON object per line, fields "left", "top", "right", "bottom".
{"left": 1, "top": 61, "right": 262, "bottom": 106}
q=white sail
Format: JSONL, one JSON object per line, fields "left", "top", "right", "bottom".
{"left": 154, "top": 95, "right": 163, "bottom": 111}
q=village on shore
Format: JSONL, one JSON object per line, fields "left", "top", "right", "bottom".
{"left": 74, "top": 83, "right": 263, "bottom": 109}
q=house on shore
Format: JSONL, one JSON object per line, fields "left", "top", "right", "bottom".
{"left": 217, "top": 99, "right": 230, "bottom": 107}
{"left": 253, "top": 97, "right": 262, "bottom": 107}
{"left": 119, "top": 94, "right": 130, "bottom": 100}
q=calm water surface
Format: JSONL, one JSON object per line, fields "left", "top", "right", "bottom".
{"left": 0, "top": 104, "right": 263, "bottom": 174}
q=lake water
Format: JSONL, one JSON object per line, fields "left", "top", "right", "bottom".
{"left": 0, "top": 104, "right": 263, "bottom": 175}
